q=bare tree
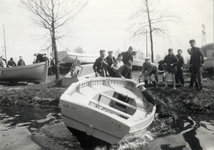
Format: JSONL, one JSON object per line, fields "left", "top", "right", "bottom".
{"left": 21, "top": 0, "right": 88, "bottom": 80}
{"left": 131, "top": 0, "right": 179, "bottom": 62}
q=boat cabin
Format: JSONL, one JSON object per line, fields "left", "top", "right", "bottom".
{"left": 201, "top": 43, "right": 214, "bottom": 59}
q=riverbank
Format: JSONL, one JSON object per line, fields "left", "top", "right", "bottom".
{"left": 0, "top": 72, "right": 214, "bottom": 150}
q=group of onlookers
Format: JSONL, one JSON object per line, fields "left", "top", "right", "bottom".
{"left": 0, "top": 55, "right": 26, "bottom": 68}
{"left": 93, "top": 39, "right": 205, "bottom": 91}
{"left": 93, "top": 46, "right": 134, "bottom": 79}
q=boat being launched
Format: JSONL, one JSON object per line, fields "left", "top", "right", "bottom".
{"left": 60, "top": 77, "right": 156, "bottom": 145}
{"left": 0, "top": 61, "right": 48, "bottom": 83}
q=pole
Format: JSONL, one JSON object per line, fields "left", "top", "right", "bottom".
{"left": 146, "top": 29, "right": 148, "bottom": 57}
{"left": 3, "top": 24, "right": 7, "bottom": 61}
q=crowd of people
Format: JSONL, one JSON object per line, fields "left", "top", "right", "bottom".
{"left": 93, "top": 39, "right": 205, "bottom": 91}
{"left": 93, "top": 46, "right": 134, "bottom": 79}
{"left": 0, "top": 55, "right": 26, "bottom": 68}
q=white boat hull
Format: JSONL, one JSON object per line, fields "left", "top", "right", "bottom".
{"left": 60, "top": 78, "right": 156, "bottom": 144}
{"left": 50, "top": 51, "right": 98, "bottom": 64}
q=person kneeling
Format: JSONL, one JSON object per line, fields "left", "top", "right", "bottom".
{"left": 115, "top": 60, "right": 132, "bottom": 79}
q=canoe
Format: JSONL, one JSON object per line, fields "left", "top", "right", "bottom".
{"left": 50, "top": 51, "right": 98, "bottom": 64}
{"left": 0, "top": 61, "right": 48, "bottom": 83}
{"left": 61, "top": 64, "right": 95, "bottom": 87}
{"left": 60, "top": 77, "right": 156, "bottom": 145}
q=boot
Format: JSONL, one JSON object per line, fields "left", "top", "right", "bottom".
{"left": 195, "top": 82, "right": 200, "bottom": 90}
{"left": 199, "top": 83, "right": 204, "bottom": 90}
{"left": 189, "top": 80, "right": 193, "bottom": 87}
{"left": 163, "top": 77, "right": 165, "bottom": 83}
{"left": 144, "top": 80, "right": 148, "bottom": 86}
{"left": 152, "top": 81, "right": 157, "bottom": 88}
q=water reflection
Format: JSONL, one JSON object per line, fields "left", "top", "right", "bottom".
{"left": 0, "top": 106, "right": 57, "bottom": 150}
{"left": 149, "top": 115, "right": 214, "bottom": 150}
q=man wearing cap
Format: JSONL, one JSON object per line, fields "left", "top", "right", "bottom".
{"left": 175, "top": 49, "right": 185, "bottom": 86}
{"left": 189, "top": 39, "right": 204, "bottom": 90}
{"left": 93, "top": 50, "right": 108, "bottom": 77}
{"left": 163, "top": 48, "right": 178, "bottom": 89}
{"left": 140, "top": 57, "right": 158, "bottom": 87}
{"left": 106, "top": 51, "right": 116, "bottom": 77}
{"left": 17, "top": 56, "right": 26, "bottom": 66}
{"left": 116, "top": 60, "right": 132, "bottom": 79}
{"left": 121, "top": 46, "right": 134, "bottom": 64}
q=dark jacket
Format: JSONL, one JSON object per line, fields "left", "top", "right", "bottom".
{"left": 116, "top": 65, "right": 132, "bottom": 79}
{"left": 158, "top": 60, "right": 166, "bottom": 71}
{"left": 17, "top": 59, "right": 25, "bottom": 66}
{"left": 106, "top": 56, "right": 116, "bottom": 76}
{"left": 121, "top": 52, "right": 133, "bottom": 64}
{"left": 163, "top": 54, "right": 178, "bottom": 67}
{"left": 8, "top": 60, "right": 16, "bottom": 67}
{"left": 190, "top": 47, "right": 204, "bottom": 66}
{"left": 93, "top": 57, "right": 107, "bottom": 77}
{"left": 176, "top": 54, "right": 184, "bottom": 69}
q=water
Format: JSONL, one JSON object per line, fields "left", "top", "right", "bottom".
{"left": 149, "top": 115, "right": 214, "bottom": 150}
{"left": 0, "top": 107, "right": 214, "bottom": 150}
{"left": 0, "top": 106, "right": 56, "bottom": 150}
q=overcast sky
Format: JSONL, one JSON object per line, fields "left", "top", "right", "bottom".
{"left": 0, "top": 0, "right": 213, "bottom": 64}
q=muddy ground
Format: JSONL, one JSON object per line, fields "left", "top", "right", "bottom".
{"left": 0, "top": 72, "right": 214, "bottom": 150}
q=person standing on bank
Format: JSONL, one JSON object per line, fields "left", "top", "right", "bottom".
{"left": 121, "top": 46, "right": 134, "bottom": 64}
{"left": 163, "top": 48, "right": 178, "bottom": 90}
{"left": 189, "top": 39, "right": 204, "bottom": 90}
{"left": 93, "top": 50, "right": 108, "bottom": 77}
{"left": 17, "top": 56, "right": 25, "bottom": 66}
{"left": 175, "top": 49, "right": 185, "bottom": 86}
{"left": 106, "top": 51, "right": 116, "bottom": 77}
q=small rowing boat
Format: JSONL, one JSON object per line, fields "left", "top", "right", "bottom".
{"left": 0, "top": 61, "right": 48, "bottom": 83}
{"left": 61, "top": 64, "right": 95, "bottom": 87}
{"left": 60, "top": 77, "right": 156, "bottom": 145}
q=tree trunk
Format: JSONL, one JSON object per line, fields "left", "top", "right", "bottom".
{"left": 52, "top": 29, "right": 60, "bottom": 80}
{"left": 51, "top": 0, "right": 59, "bottom": 80}
{"left": 145, "top": 0, "right": 154, "bottom": 62}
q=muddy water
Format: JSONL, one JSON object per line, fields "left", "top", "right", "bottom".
{"left": 1, "top": 106, "right": 214, "bottom": 150}
{"left": 0, "top": 106, "right": 56, "bottom": 150}
{"left": 149, "top": 115, "right": 214, "bottom": 150}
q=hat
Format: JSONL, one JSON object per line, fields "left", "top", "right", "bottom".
{"left": 100, "top": 50, "right": 105, "bottom": 53}
{"left": 145, "top": 57, "right": 150, "bottom": 60}
{"left": 168, "top": 48, "right": 173, "bottom": 51}
{"left": 189, "top": 39, "right": 195, "bottom": 43}
{"left": 108, "top": 51, "right": 113, "bottom": 53}
{"left": 136, "top": 82, "right": 145, "bottom": 88}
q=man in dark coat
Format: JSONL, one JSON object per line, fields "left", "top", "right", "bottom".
{"left": 106, "top": 51, "right": 116, "bottom": 77}
{"left": 8, "top": 57, "right": 16, "bottom": 67}
{"left": 163, "top": 48, "right": 178, "bottom": 90}
{"left": 121, "top": 46, "right": 133, "bottom": 64}
{"left": 116, "top": 60, "right": 132, "bottom": 79}
{"left": 17, "top": 56, "right": 25, "bottom": 66}
{"left": 189, "top": 39, "right": 204, "bottom": 90}
{"left": 93, "top": 50, "right": 108, "bottom": 77}
{"left": 175, "top": 49, "right": 185, "bottom": 86}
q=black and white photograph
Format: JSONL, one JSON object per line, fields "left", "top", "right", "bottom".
{"left": 0, "top": 0, "right": 213, "bottom": 150}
